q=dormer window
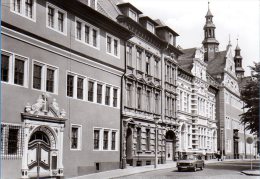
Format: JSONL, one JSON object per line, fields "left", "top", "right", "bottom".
{"left": 169, "top": 33, "right": 174, "bottom": 45}
{"left": 129, "top": 9, "right": 137, "bottom": 21}
{"left": 147, "top": 22, "right": 154, "bottom": 33}
{"left": 85, "top": 0, "right": 97, "bottom": 10}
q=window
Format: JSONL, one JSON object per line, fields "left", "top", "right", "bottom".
{"left": 1, "top": 124, "right": 23, "bottom": 158}
{"left": 97, "top": 84, "right": 103, "bottom": 104}
{"left": 32, "top": 61, "right": 58, "bottom": 93}
{"left": 155, "top": 60, "right": 159, "bottom": 78}
{"left": 126, "top": 45, "right": 132, "bottom": 66}
{"left": 85, "top": 25, "right": 90, "bottom": 43}
{"left": 126, "top": 83, "right": 132, "bottom": 107}
{"left": 14, "top": 59, "right": 24, "bottom": 86}
{"left": 137, "top": 51, "right": 142, "bottom": 71}
{"left": 94, "top": 130, "right": 100, "bottom": 150}
{"left": 145, "top": 55, "right": 150, "bottom": 75}
{"left": 114, "top": 39, "right": 118, "bottom": 56}
{"left": 67, "top": 72, "right": 85, "bottom": 100}
{"left": 146, "top": 129, "right": 150, "bottom": 151}
{"left": 113, "top": 88, "right": 118, "bottom": 107}
{"left": 92, "top": 29, "right": 97, "bottom": 47}
{"left": 7, "top": 128, "right": 19, "bottom": 154}
{"left": 1, "top": 51, "right": 28, "bottom": 87}
{"left": 179, "top": 91, "right": 183, "bottom": 111}
{"left": 77, "top": 77, "right": 84, "bottom": 100}
{"left": 71, "top": 125, "right": 81, "bottom": 150}
{"left": 46, "top": 3, "right": 67, "bottom": 34}
{"left": 136, "top": 128, "right": 141, "bottom": 151}
{"left": 58, "top": 11, "right": 64, "bottom": 32}
{"left": 25, "top": 0, "right": 33, "bottom": 18}
{"left": 11, "top": 0, "right": 35, "bottom": 20}
{"left": 146, "top": 91, "right": 151, "bottom": 111}
{"left": 46, "top": 68, "right": 55, "bottom": 93}
{"left": 1, "top": 54, "right": 10, "bottom": 82}
{"left": 33, "top": 64, "right": 42, "bottom": 90}
{"left": 137, "top": 87, "right": 142, "bottom": 109}
{"left": 88, "top": 81, "right": 94, "bottom": 102}
{"left": 166, "top": 65, "right": 170, "bottom": 82}
{"left": 13, "top": 0, "right": 21, "bottom": 13}
{"left": 106, "top": 34, "right": 120, "bottom": 57}
{"left": 76, "top": 21, "right": 82, "bottom": 40}
{"left": 105, "top": 86, "right": 111, "bottom": 106}
{"left": 147, "top": 22, "right": 154, "bottom": 33}
{"left": 107, "top": 36, "right": 111, "bottom": 53}
{"left": 129, "top": 9, "right": 137, "bottom": 21}
{"left": 75, "top": 17, "right": 99, "bottom": 48}
{"left": 48, "top": 7, "right": 54, "bottom": 28}
{"left": 111, "top": 131, "right": 116, "bottom": 150}
{"left": 103, "top": 131, "right": 108, "bottom": 150}
{"left": 94, "top": 128, "right": 118, "bottom": 151}
{"left": 155, "top": 93, "right": 159, "bottom": 113}
{"left": 67, "top": 75, "right": 74, "bottom": 97}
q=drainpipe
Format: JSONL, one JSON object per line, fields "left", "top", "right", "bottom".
{"left": 120, "top": 41, "right": 127, "bottom": 169}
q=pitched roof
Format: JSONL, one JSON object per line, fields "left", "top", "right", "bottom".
{"left": 97, "top": 0, "right": 122, "bottom": 21}
{"left": 207, "top": 51, "right": 227, "bottom": 75}
{"left": 177, "top": 48, "right": 197, "bottom": 72}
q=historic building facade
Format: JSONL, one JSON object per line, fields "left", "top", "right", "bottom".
{"left": 177, "top": 48, "right": 218, "bottom": 160}
{"left": 202, "top": 4, "right": 255, "bottom": 159}
{"left": 103, "top": 1, "right": 183, "bottom": 167}
{"left": 1, "top": 0, "right": 131, "bottom": 178}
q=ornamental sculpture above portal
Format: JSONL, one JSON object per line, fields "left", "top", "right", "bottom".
{"left": 24, "top": 93, "right": 66, "bottom": 118}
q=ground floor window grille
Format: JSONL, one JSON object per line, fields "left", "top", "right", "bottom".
{"left": 1, "top": 124, "right": 23, "bottom": 159}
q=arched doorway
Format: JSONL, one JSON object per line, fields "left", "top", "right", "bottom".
{"left": 165, "top": 130, "right": 176, "bottom": 161}
{"left": 126, "top": 128, "right": 133, "bottom": 165}
{"left": 27, "top": 127, "right": 56, "bottom": 178}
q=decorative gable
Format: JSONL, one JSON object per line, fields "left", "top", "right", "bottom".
{"left": 24, "top": 93, "right": 66, "bottom": 118}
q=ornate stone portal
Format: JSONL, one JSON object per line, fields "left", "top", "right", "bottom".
{"left": 21, "top": 93, "right": 67, "bottom": 179}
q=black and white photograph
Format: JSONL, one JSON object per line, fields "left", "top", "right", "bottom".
{"left": 0, "top": 0, "right": 259, "bottom": 178}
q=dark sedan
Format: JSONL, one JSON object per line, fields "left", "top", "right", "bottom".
{"left": 176, "top": 154, "right": 205, "bottom": 172}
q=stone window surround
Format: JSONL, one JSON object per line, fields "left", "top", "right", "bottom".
{"left": 32, "top": 60, "right": 59, "bottom": 95}
{"left": 46, "top": 2, "right": 67, "bottom": 35}
{"left": 1, "top": 49, "right": 29, "bottom": 88}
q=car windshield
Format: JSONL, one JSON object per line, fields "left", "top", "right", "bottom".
{"left": 181, "top": 155, "right": 197, "bottom": 160}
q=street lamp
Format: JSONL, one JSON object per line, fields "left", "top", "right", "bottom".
{"left": 154, "top": 116, "right": 160, "bottom": 168}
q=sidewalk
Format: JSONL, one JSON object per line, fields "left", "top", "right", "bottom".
{"left": 69, "top": 159, "right": 221, "bottom": 179}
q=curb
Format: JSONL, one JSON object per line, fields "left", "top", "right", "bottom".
{"left": 241, "top": 171, "right": 260, "bottom": 176}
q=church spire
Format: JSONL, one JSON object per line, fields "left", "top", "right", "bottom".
{"left": 234, "top": 37, "right": 244, "bottom": 78}
{"left": 202, "top": 1, "right": 219, "bottom": 62}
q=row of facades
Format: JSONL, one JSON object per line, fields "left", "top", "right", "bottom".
{"left": 1, "top": 0, "right": 256, "bottom": 178}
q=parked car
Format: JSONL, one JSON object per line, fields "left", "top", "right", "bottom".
{"left": 176, "top": 154, "right": 205, "bottom": 172}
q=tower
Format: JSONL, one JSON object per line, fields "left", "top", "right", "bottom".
{"left": 234, "top": 39, "right": 245, "bottom": 78}
{"left": 202, "top": 2, "right": 219, "bottom": 62}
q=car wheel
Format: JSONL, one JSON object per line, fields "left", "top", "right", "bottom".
{"left": 178, "top": 167, "right": 182, "bottom": 172}
{"left": 193, "top": 165, "right": 197, "bottom": 172}
{"left": 200, "top": 165, "right": 203, "bottom": 170}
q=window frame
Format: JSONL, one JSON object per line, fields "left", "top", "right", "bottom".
{"left": 75, "top": 17, "right": 100, "bottom": 50}
{"left": 1, "top": 51, "right": 12, "bottom": 84}
{"left": 46, "top": 2, "right": 67, "bottom": 35}
{"left": 10, "top": 0, "right": 36, "bottom": 22}
{"left": 106, "top": 33, "right": 120, "bottom": 58}
{"left": 66, "top": 71, "right": 86, "bottom": 100}
{"left": 129, "top": 9, "right": 137, "bottom": 21}
{"left": 93, "top": 128, "right": 118, "bottom": 151}
{"left": 32, "top": 60, "right": 58, "bottom": 94}
{"left": 70, "top": 124, "right": 82, "bottom": 151}
{"left": 147, "top": 21, "right": 154, "bottom": 33}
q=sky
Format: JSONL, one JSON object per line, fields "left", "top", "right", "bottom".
{"left": 127, "top": 0, "right": 260, "bottom": 76}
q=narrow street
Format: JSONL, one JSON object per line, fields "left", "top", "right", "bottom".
{"left": 114, "top": 160, "right": 260, "bottom": 179}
